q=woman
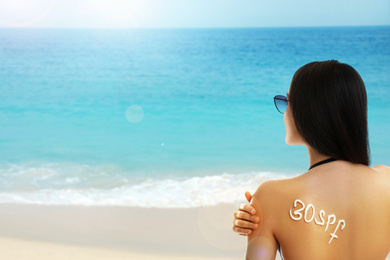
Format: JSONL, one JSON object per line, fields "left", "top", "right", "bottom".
{"left": 232, "top": 60, "right": 390, "bottom": 259}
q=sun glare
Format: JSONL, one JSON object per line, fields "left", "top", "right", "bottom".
{"left": 80, "top": 0, "right": 148, "bottom": 28}
{"left": 1, "top": 0, "right": 35, "bottom": 9}
{"left": 0, "top": 0, "right": 55, "bottom": 27}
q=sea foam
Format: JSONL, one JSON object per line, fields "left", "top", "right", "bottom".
{"left": 0, "top": 162, "right": 289, "bottom": 208}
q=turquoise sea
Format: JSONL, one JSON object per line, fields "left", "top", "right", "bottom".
{"left": 0, "top": 26, "right": 389, "bottom": 207}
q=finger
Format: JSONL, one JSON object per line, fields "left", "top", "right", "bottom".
{"left": 232, "top": 226, "right": 252, "bottom": 236}
{"left": 234, "top": 211, "right": 260, "bottom": 223}
{"left": 233, "top": 219, "right": 259, "bottom": 230}
{"left": 245, "top": 191, "right": 253, "bottom": 203}
{"left": 239, "top": 203, "right": 256, "bottom": 215}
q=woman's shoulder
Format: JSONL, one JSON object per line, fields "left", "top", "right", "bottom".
{"left": 372, "top": 164, "right": 390, "bottom": 175}
{"left": 253, "top": 178, "right": 296, "bottom": 197}
{"left": 250, "top": 179, "right": 295, "bottom": 230}
{"left": 252, "top": 177, "right": 301, "bottom": 211}
{"left": 370, "top": 164, "right": 390, "bottom": 188}
{"left": 371, "top": 164, "right": 390, "bottom": 196}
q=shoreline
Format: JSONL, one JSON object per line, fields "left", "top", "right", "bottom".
{"left": 0, "top": 203, "right": 246, "bottom": 259}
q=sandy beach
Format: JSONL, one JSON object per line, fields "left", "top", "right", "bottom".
{"left": 0, "top": 202, "right": 388, "bottom": 260}
{"left": 0, "top": 203, "right": 248, "bottom": 259}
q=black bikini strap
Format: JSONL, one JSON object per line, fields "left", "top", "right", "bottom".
{"left": 309, "top": 158, "right": 337, "bottom": 170}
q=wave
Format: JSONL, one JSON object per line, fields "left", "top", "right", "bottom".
{"left": 0, "top": 162, "right": 290, "bottom": 208}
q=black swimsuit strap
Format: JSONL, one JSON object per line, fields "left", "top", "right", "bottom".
{"left": 309, "top": 158, "right": 338, "bottom": 170}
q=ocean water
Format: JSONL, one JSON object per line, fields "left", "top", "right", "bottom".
{"left": 0, "top": 26, "right": 389, "bottom": 207}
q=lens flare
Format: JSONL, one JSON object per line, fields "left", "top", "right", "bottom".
{"left": 125, "top": 105, "right": 144, "bottom": 123}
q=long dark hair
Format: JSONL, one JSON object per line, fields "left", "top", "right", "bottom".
{"left": 289, "top": 60, "right": 370, "bottom": 165}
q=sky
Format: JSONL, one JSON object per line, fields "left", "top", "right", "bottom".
{"left": 0, "top": 0, "right": 389, "bottom": 28}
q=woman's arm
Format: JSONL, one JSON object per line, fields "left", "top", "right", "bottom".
{"left": 233, "top": 191, "right": 260, "bottom": 235}
{"left": 246, "top": 182, "right": 279, "bottom": 260}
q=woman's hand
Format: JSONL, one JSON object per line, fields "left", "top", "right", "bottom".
{"left": 232, "top": 191, "right": 260, "bottom": 236}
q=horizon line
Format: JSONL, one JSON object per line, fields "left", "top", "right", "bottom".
{"left": 0, "top": 24, "right": 389, "bottom": 30}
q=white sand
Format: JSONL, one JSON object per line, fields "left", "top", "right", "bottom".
{"left": 0, "top": 236, "right": 243, "bottom": 260}
{"left": 4, "top": 203, "right": 384, "bottom": 259}
{"left": 0, "top": 204, "right": 246, "bottom": 259}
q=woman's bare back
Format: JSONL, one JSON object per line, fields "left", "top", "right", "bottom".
{"left": 248, "top": 161, "right": 390, "bottom": 260}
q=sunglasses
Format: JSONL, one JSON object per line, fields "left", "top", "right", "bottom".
{"left": 274, "top": 95, "right": 288, "bottom": 114}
